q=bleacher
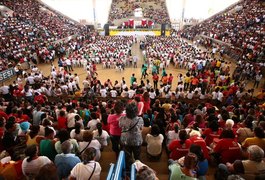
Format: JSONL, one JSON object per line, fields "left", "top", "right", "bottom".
{"left": 0, "top": 0, "right": 85, "bottom": 66}
{"left": 108, "top": 0, "right": 170, "bottom": 27}
{"left": 181, "top": 0, "right": 265, "bottom": 62}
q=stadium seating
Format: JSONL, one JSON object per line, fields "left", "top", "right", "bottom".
{"left": 181, "top": 0, "right": 265, "bottom": 62}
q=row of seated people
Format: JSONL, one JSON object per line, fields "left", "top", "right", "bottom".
{"left": 181, "top": 0, "right": 265, "bottom": 62}
{"left": 108, "top": 0, "right": 169, "bottom": 25}
{"left": 0, "top": 89, "right": 265, "bottom": 179}
{"left": 0, "top": 0, "right": 86, "bottom": 70}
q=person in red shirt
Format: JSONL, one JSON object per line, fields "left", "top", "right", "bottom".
{"left": 213, "top": 129, "right": 241, "bottom": 164}
{"left": 16, "top": 110, "right": 30, "bottom": 123}
{"left": 189, "top": 130, "right": 210, "bottom": 160}
{"left": 142, "top": 91, "right": 150, "bottom": 114}
{"left": 168, "top": 130, "right": 192, "bottom": 160}
{"left": 203, "top": 120, "right": 220, "bottom": 141}
{"left": 152, "top": 73, "right": 159, "bottom": 90}
{"left": 168, "top": 73, "right": 174, "bottom": 85}
{"left": 57, "top": 110, "right": 67, "bottom": 130}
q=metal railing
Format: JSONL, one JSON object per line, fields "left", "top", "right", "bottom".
{"left": 106, "top": 163, "right": 116, "bottom": 180}
{"left": 113, "top": 151, "right": 126, "bottom": 180}
{"left": 130, "top": 163, "right": 136, "bottom": 180}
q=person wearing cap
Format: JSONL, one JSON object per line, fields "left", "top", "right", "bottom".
{"left": 18, "top": 121, "right": 30, "bottom": 136}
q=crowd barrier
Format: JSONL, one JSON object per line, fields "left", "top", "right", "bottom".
{"left": 107, "top": 151, "right": 126, "bottom": 180}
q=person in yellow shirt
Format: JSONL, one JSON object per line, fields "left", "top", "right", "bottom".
{"left": 216, "top": 60, "right": 221, "bottom": 68}
{"left": 184, "top": 76, "right": 191, "bottom": 91}
{"left": 242, "top": 127, "right": 265, "bottom": 151}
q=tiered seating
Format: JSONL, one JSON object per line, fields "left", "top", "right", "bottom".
{"left": 0, "top": 0, "right": 84, "bottom": 64}
{"left": 181, "top": 0, "right": 265, "bottom": 62}
{"left": 108, "top": 0, "right": 170, "bottom": 26}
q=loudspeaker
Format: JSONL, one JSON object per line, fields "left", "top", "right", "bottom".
{"left": 161, "top": 24, "right": 166, "bottom": 36}
{"left": 104, "top": 24, "right": 109, "bottom": 36}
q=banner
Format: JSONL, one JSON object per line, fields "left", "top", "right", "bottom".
{"left": 0, "top": 68, "right": 15, "bottom": 82}
{"left": 141, "top": 19, "right": 147, "bottom": 26}
{"left": 129, "top": 19, "right": 134, "bottom": 28}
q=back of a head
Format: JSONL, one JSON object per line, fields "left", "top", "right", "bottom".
{"left": 126, "top": 102, "right": 138, "bottom": 119}
{"left": 150, "top": 124, "right": 160, "bottom": 136}
{"left": 82, "top": 147, "right": 97, "bottom": 164}
{"left": 136, "top": 166, "right": 157, "bottom": 180}
{"left": 58, "top": 129, "right": 70, "bottom": 143}
{"left": 179, "top": 129, "right": 188, "bottom": 143}
{"left": 44, "top": 127, "right": 54, "bottom": 137}
{"left": 82, "top": 130, "right": 93, "bottom": 142}
{"left": 184, "top": 153, "right": 198, "bottom": 170}
{"left": 189, "top": 144, "right": 204, "bottom": 161}
{"left": 25, "top": 144, "right": 37, "bottom": 162}
{"left": 35, "top": 163, "right": 59, "bottom": 180}
{"left": 247, "top": 145, "right": 264, "bottom": 162}
{"left": 254, "top": 127, "right": 265, "bottom": 138}
{"left": 61, "top": 140, "right": 72, "bottom": 154}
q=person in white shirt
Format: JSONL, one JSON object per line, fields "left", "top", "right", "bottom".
{"left": 74, "top": 74, "right": 80, "bottom": 90}
{"left": 146, "top": 125, "right": 164, "bottom": 159}
{"left": 217, "top": 90, "right": 224, "bottom": 103}
{"left": 26, "top": 74, "right": 35, "bottom": 85}
{"left": 128, "top": 87, "right": 136, "bottom": 99}
{"left": 82, "top": 77, "right": 90, "bottom": 90}
{"left": 110, "top": 88, "right": 118, "bottom": 98}
{"left": 0, "top": 85, "right": 9, "bottom": 95}
{"left": 87, "top": 112, "right": 101, "bottom": 131}
{"left": 67, "top": 109, "right": 78, "bottom": 131}
{"left": 22, "top": 144, "right": 51, "bottom": 179}
{"left": 167, "top": 124, "right": 179, "bottom": 145}
{"left": 70, "top": 147, "right": 101, "bottom": 180}
{"left": 79, "top": 131, "right": 101, "bottom": 161}
{"left": 93, "top": 123, "right": 110, "bottom": 148}
{"left": 100, "top": 86, "right": 107, "bottom": 97}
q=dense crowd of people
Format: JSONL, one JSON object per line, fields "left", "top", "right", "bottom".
{"left": 0, "top": 0, "right": 85, "bottom": 70}
{"left": 108, "top": 0, "right": 170, "bottom": 26}
{"left": 0, "top": 0, "right": 265, "bottom": 179}
{"left": 181, "top": 0, "right": 265, "bottom": 62}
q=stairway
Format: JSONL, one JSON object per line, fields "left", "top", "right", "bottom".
{"left": 100, "top": 143, "right": 216, "bottom": 180}
{"left": 99, "top": 144, "right": 169, "bottom": 180}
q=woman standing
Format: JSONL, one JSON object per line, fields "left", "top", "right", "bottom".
{"left": 119, "top": 102, "right": 144, "bottom": 166}
{"left": 107, "top": 101, "right": 125, "bottom": 158}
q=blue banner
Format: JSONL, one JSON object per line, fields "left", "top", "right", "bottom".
{"left": 0, "top": 68, "right": 15, "bottom": 82}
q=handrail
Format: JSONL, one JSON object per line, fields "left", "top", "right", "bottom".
{"left": 106, "top": 163, "right": 116, "bottom": 180}
{"left": 113, "top": 151, "right": 126, "bottom": 180}
{"left": 130, "top": 163, "right": 136, "bottom": 180}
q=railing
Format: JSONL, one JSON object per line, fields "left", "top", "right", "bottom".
{"left": 106, "top": 163, "right": 115, "bottom": 180}
{"left": 130, "top": 163, "right": 136, "bottom": 180}
{"left": 113, "top": 151, "right": 126, "bottom": 180}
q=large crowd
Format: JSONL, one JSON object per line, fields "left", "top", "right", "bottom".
{"left": 0, "top": 0, "right": 265, "bottom": 180}
{"left": 0, "top": 0, "right": 86, "bottom": 70}
{"left": 108, "top": 0, "right": 170, "bottom": 26}
{"left": 181, "top": 0, "right": 265, "bottom": 62}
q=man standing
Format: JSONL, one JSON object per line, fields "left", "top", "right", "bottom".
{"left": 133, "top": 55, "right": 138, "bottom": 68}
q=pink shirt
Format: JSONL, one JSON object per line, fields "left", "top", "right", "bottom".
{"left": 107, "top": 114, "right": 125, "bottom": 136}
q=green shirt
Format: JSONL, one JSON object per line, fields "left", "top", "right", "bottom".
{"left": 169, "top": 164, "right": 197, "bottom": 180}
{"left": 40, "top": 139, "right": 57, "bottom": 161}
